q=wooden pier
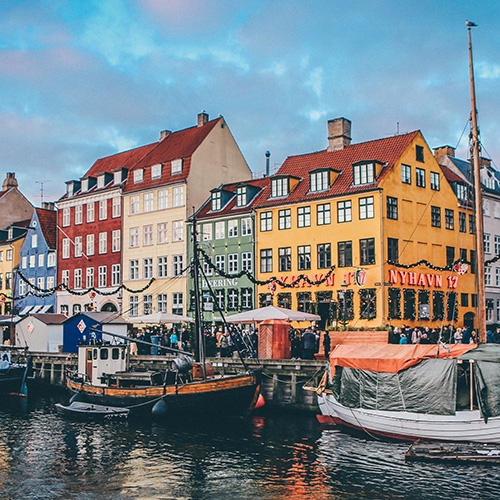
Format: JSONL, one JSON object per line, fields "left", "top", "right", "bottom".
{"left": 29, "top": 352, "right": 325, "bottom": 412}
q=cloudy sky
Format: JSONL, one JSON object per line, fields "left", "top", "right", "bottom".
{"left": 1, "top": 0, "right": 499, "bottom": 206}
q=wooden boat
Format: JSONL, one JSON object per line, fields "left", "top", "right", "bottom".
{"left": 55, "top": 400, "right": 129, "bottom": 420}
{"left": 405, "top": 442, "right": 500, "bottom": 464}
{"left": 312, "top": 343, "right": 500, "bottom": 444}
{"left": 0, "top": 348, "right": 33, "bottom": 396}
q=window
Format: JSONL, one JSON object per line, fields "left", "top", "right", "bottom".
{"left": 144, "top": 192, "right": 154, "bottom": 212}
{"left": 228, "top": 253, "right": 238, "bottom": 273}
{"left": 158, "top": 256, "right": 168, "bottom": 278}
{"left": 431, "top": 206, "right": 441, "bottom": 227}
{"left": 402, "top": 164, "right": 411, "bottom": 184}
{"left": 38, "top": 254, "right": 44, "bottom": 267}
{"left": 215, "top": 255, "right": 225, "bottom": 272}
{"left": 310, "top": 170, "right": 329, "bottom": 192}
{"left": 74, "top": 236, "right": 83, "bottom": 257}
{"left": 445, "top": 209, "right": 454, "bottom": 230}
{"left": 112, "top": 230, "right": 120, "bottom": 252}
{"left": 317, "top": 203, "right": 331, "bottom": 225}
{"left": 241, "top": 217, "right": 252, "bottom": 236}
{"left": 486, "top": 266, "right": 492, "bottom": 286}
{"left": 236, "top": 186, "right": 247, "bottom": 206}
{"left": 47, "top": 253, "right": 56, "bottom": 267}
{"left": 242, "top": 252, "right": 252, "bottom": 272}
{"left": 416, "top": 145, "right": 424, "bottom": 162}
{"left": 173, "top": 186, "right": 184, "bottom": 207}
{"left": 172, "top": 220, "right": 184, "bottom": 241}
{"left": 337, "top": 200, "right": 352, "bottom": 223}
{"left": 158, "top": 223, "right": 168, "bottom": 244}
{"left": 143, "top": 224, "right": 153, "bottom": 246}
{"left": 112, "top": 197, "right": 121, "bottom": 218}
{"left": 6, "top": 249, "right": 12, "bottom": 261}
{"left": 298, "top": 245, "right": 311, "bottom": 270}
{"left": 29, "top": 255, "right": 36, "bottom": 268}
{"left": 210, "top": 221, "right": 224, "bottom": 241}
{"left": 278, "top": 209, "right": 291, "bottom": 230}
{"left": 484, "top": 233, "right": 491, "bottom": 253}
{"left": 271, "top": 177, "right": 289, "bottom": 197}
{"left": 171, "top": 159, "right": 183, "bottom": 174}
{"left": 99, "top": 200, "right": 107, "bottom": 220}
{"left": 430, "top": 172, "right": 440, "bottom": 190}
{"left": 151, "top": 163, "right": 162, "bottom": 179}
{"left": 129, "top": 227, "right": 139, "bottom": 248}
{"left": 47, "top": 276, "right": 55, "bottom": 289}
{"left": 130, "top": 196, "right": 140, "bottom": 215}
{"left": 37, "top": 277, "right": 44, "bottom": 290}
{"left": 31, "top": 234, "right": 38, "bottom": 248}
{"left": 99, "top": 232, "right": 107, "bottom": 254}
{"left": 74, "top": 268, "right": 82, "bottom": 289}
{"left": 416, "top": 168, "right": 425, "bottom": 188}
{"left": 19, "top": 278, "right": 26, "bottom": 295}
{"left": 133, "top": 169, "right": 143, "bottom": 183}
{"left": 62, "top": 207, "right": 70, "bottom": 226}
{"left": 158, "top": 294, "right": 167, "bottom": 312}
{"left": 74, "top": 205, "right": 82, "bottom": 225}
{"left": 211, "top": 191, "right": 222, "bottom": 211}
{"left": 338, "top": 241, "right": 352, "bottom": 267}
{"left": 228, "top": 289, "right": 239, "bottom": 310}
{"left": 260, "top": 249, "right": 273, "bottom": 273}
{"left": 111, "top": 264, "right": 120, "bottom": 286}
{"left": 317, "top": 243, "right": 331, "bottom": 269}
{"left": 228, "top": 219, "right": 238, "bottom": 237}
{"left": 62, "top": 270, "right": 69, "bottom": 286}
{"left": 241, "top": 288, "right": 253, "bottom": 309}
{"left": 388, "top": 238, "right": 399, "bottom": 263}
{"left": 21, "top": 256, "right": 27, "bottom": 268}
{"left": 278, "top": 247, "right": 291, "bottom": 272}
{"left": 158, "top": 189, "right": 168, "bottom": 209}
{"left": 387, "top": 197, "right": 398, "bottom": 220}
{"left": 297, "top": 206, "right": 311, "bottom": 227}
{"left": 495, "top": 235, "right": 500, "bottom": 256}
{"left": 353, "top": 162, "right": 375, "bottom": 185}
{"left": 130, "top": 260, "right": 139, "bottom": 280}
{"left": 260, "top": 212, "right": 272, "bottom": 232}
{"left": 469, "top": 214, "right": 476, "bottom": 234}
{"left": 172, "top": 293, "right": 183, "bottom": 315}
{"left": 129, "top": 296, "right": 139, "bottom": 316}
{"left": 86, "top": 267, "right": 94, "bottom": 288}
{"left": 459, "top": 212, "right": 466, "bottom": 232}
{"left": 359, "top": 197, "right": 374, "bottom": 219}
{"left": 87, "top": 202, "right": 95, "bottom": 222}
{"left": 173, "top": 255, "right": 183, "bottom": 276}
{"left": 143, "top": 258, "right": 153, "bottom": 279}
{"left": 360, "top": 238, "right": 375, "bottom": 265}
{"left": 202, "top": 224, "right": 212, "bottom": 241}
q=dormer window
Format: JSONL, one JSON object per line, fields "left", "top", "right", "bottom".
{"left": 134, "top": 169, "right": 144, "bottom": 183}
{"left": 151, "top": 163, "right": 162, "bottom": 179}
{"left": 81, "top": 179, "right": 89, "bottom": 192}
{"left": 353, "top": 162, "right": 375, "bottom": 185}
{"left": 236, "top": 186, "right": 247, "bottom": 207}
{"left": 212, "top": 191, "right": 222, "bottom": 211}
{"left": 310, "top": 170, "right": 330, "bottom": 192}
{"left": 171, "top": 159, "right": 183, "bottom": 174}
{"left": 97, "top": 175, "right": 105, "bottom": 189}
{"left": 271, "top": 177, "right": 289, "bottom": 198}
{"left": 114, "top": 170, "right": 122, "bottom": 185}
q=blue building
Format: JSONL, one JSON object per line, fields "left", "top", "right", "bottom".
{"left": 15, "top": 203, "right": 57, "bottom": 316}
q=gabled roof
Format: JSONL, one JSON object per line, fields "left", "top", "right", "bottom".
{"left": 439, "top": 163, "right": 469, "bottom": 184}
{"left": 253, "top": 131, "right": 420, "bottom": 207}
{"left": 29, "top": 313, "right": 67, "bottom": 325}
{"left": 35, "top": 208, "right": 57, "bottom": 249}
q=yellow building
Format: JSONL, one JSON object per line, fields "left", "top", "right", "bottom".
{"left": 254, "top": 118, "right": 478, "bottom": 331}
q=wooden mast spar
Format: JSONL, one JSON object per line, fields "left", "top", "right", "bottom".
{"left": 467, "top": 20, "right": 487, "bottom": 342}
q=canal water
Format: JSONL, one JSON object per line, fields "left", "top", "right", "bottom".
{"left": 1, "top": 393, "right": 499, "bottom": 500}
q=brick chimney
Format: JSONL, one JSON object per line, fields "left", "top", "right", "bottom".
{"left": 198, "top": 111, "right": 209, "bottom": 127}
{"left": 2, "top": 172, "right": 18, "bottom": 191}
{"left": 433, "top": 145, "right": 456, "bottom": 158}
{"left": 159, "top": 130, "right": 171, "bottom": 141}
{"left": 327, "top": 118, "right": 351, "bottom": 151}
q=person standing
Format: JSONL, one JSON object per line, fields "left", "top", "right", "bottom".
{"left": 301, "top": 329, "right": 317, "bottom": 360}
{"left": 323, "top": 332, "right": 331, "bottom": 358}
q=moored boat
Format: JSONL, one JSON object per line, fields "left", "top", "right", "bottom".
{"left": 0, "top": 347, "right": 33, "bottom": 396}
{"left": 405, "top": 442, "right": 500, "bottom": 464}
{"left": 55, "top": 400, "right": 130, "bottom": 420}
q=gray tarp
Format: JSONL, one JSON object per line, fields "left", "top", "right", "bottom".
{"left": 335, "top": 358, "right": 458, "bottom": 415}
{"left": 474, "top": 361, "right": 500, "bottom": 420}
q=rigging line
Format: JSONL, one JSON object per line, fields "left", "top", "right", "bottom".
{"left": 56, "top": 225, "right": 90, "bottom": 261}
{"left": 455, "top": 118, "right": 470, "bottom": 151}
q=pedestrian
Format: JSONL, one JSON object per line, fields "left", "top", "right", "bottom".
{"left": 323, "top": 332, "right": 331, "bottom": 358}
{"left": 301, "top": 329, "right": 317, "bottom": 360}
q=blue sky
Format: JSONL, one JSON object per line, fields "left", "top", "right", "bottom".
{"left": 1, "top": 0, "right": 499, "bottom": 205}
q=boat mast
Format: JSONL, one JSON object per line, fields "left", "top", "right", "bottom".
{"left": 467, "top": 21, "right": 486, "bottom": 342}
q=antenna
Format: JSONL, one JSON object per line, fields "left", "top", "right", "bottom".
{"left": 35, "top": 180, "right": 52, "bottom": 205}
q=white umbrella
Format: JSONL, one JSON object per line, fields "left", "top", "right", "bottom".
{"left": 127, "top": 312, "right": 194, "bottom": 324}
{"left": 225, "top": 305, "right": 321, "bottom": 324}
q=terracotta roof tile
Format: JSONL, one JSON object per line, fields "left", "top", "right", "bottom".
{"left": 35, "top": 208, "right": 57, "bottom": 249}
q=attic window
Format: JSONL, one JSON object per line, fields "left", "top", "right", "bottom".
{"left": 151, "top": 164, "right": 162, "bottom": 179}
{"left": 353, "top": 162, "right": 375, "bottom": 185}
{"left": 171, "top": 159, "right": 183, "bottom": 174}
{"left": 310, "top": 170, "right": 330, "bottom": 192}
{"left": 416, "top": 145, "right": 424, "bottom": 162}
{"left": 97, "top": 175, "right": 105, "bottom": 189}
{"left": 236, "top": 186, "right": 247, "bottom": 207}
{"left": 271, "top": 177, "right": 289, "bottom": 198}
{"left": 114, "top": 171, "right": 122, "bottom": 185}
{"left": 134, "top": 169, "right": 144, "bottom": 183}
{"left": 81, "top": 179, "right": 89, "bottom": 192}
{"left": 212, "top": 191, "right": 222, "bottom": 211}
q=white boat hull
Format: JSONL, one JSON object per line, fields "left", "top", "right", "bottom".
{"left": 318, "top": 392, "right": 500, "bottom": 444}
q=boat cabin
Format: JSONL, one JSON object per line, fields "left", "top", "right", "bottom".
{"left": 77, "top": 343, "right": 128, "bottom": 386}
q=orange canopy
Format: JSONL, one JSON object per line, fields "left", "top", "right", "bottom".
{"left": 329, "top": 343, "right": 477, "bottom": 374}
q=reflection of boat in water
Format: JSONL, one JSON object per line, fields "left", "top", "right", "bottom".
{"left": 405, "top": 441, "right": 500, "bottom": 464}
{"left": 312, "top": 343, "right": 500, "bottom": 443}
{"left": 55, "top": 400, "right": 130, "bottom": 420}
{"left": 0, "top": 347, "right": 33, "bottom": 396}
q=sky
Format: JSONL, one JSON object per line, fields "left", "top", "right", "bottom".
{"left": 1, "top": 0, "right": 499, "bottom": 206}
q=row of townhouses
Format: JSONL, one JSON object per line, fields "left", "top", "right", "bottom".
{"left": 1, "top": 113, "right": 500, "bottom": 332}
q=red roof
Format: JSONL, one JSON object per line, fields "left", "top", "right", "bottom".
{"left": 253, "top": 131, "right": 420, "bottom": 207}
{"left": 35, "top": 208, "right": 57, "bottom": 249}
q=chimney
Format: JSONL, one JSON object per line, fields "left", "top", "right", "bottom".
{"left": 479, "top": 157, "right": 492, "bottom": 168}
{"left": 327, "top": 118, "right": 351, "bottom": 151}
{"left": 265, "top": 151, "right": 271, "bottom": 177}
{"left": 433, "top": 145, "right": 456, "bottom": 159}
{"left": 2, "top": 172, "right": 18, "bottom": 191}
{"left": 198, "top": 111, "right": 209, "bottom": 127}
{"left": 42, "top": 201, "right": 55, "bottom": 211}
{"left": 159, "top": 130, "right": 171, "bottom": 141}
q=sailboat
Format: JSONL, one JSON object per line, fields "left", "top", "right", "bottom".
{"left": 309, "top": 22, "right": 500, "bottom": 443}
{"left": 63, "top": 218, "right": 262, "bottom": 420}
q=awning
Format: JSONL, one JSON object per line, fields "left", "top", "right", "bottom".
{"left": 30, "top": 305, "right": 42, "bottom": 314}
{"left": 39, "top": 305, "right": 52, "bottom": 313}
{"left": 19, "top": 306, "right": 33, "bottom": 316}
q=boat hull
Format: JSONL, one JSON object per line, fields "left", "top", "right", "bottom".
{"left": 0, "top": 366, "right": 29, "bottom": 395}
{"left": 405, "top": 442, "right": 500, "bottom": 464}
{"left": 55, "top": 401, "right": 129, "bottom": 420}
{"left": 67, "top": 370, "right": 262, "bottom": 419}
{"left": 318, "top": 392, "right": 500, "bottom": 444}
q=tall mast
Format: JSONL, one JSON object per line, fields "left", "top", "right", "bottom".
{"left": 467, "top": 21, "right": 486, "bottom": 342}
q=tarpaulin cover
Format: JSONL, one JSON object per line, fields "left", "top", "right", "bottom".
{"left": 474, "top": 361, "right": 500, "bottom": 420}
{"left": 328, "top": 343, "right": 476, "bottom": 374}
{"left": 335, "top": 358, "right": 457, "bottom": 415}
